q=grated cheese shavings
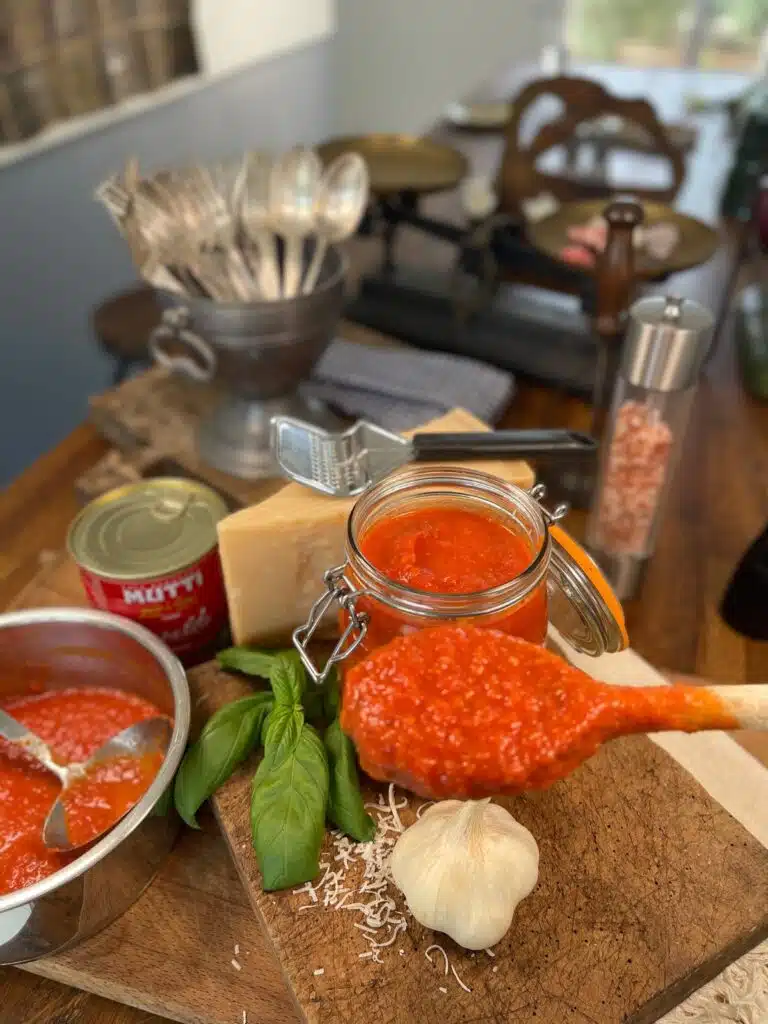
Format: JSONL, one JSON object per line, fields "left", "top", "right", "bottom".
{"left": 313, "top": 968, "right": 325, "bottom": 976}
{"left": 234, "top": 943, "right": 240, "bottom": 955}
{"left": 295, "top": 788, "right": 408, "bottom": 964}
{"left": 439, "top": 987, "right": 448, "bottom": 994}
{"left": 451, "top": 964, "right": 472, "bottom": 993}
{"left": 289, "top": 785, "right": 501, "bottom": 989}
{"left": 242, "top": 1013, "right": 247, "bottom": 1024}
{"left": 387, "top": 783, "right": 404, "bottom": 831}
{"left": 425, "top": 944, "right": 450, "bottom": 977}
{"left": 492, "top": 966, "right": 499, "bottom": 973}
{"left": 231, "top": 959, "right": 242, "bottom": 972}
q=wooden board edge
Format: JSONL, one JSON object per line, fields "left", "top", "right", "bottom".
{"left": 18, "top": 961, "right": 201, "bottom": 1024}
{"left": 629, "top": 923, "right": 768, "bottom": 1024}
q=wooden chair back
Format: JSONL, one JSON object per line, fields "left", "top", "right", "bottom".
{"left": 496, "top": 75, "right": 686, "bottom": 216}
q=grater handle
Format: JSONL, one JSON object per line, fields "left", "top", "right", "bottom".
{"left": 411, "top": 429, "right": 598, "bottom": 461}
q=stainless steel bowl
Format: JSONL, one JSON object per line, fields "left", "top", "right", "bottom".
{"left": 0, "top": 608, "right": 190, "bottom": 965}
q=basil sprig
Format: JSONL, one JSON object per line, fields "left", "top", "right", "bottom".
{"left": 172, "top": 644, "right": 374, "bottom": 889}
{"left": 174, "top": 692, "right": 273, "bottom": 828}
{"left": 323, "top": 675, "right": 375, "bottom": 842}
{"left": 324, "top": 717, "right": 376, "bottom": 842}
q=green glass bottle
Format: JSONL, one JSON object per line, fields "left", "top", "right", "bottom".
{"left": 720, "top": 80, "right": 768, "bottom": 220}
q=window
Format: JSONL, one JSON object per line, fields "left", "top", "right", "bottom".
{"left": 566, "top": 0, "right": 767, "bottom": 72}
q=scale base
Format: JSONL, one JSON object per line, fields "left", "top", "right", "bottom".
{"left": 346, "top": 267, "right": 599, "bottom": 397}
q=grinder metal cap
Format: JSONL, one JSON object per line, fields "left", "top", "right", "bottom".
{"left": 623, "top": 295, "right": 714, "bottom": 392}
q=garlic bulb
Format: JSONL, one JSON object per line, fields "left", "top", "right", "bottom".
{"left": 390, "top": 799, "right": 539, "bottom": 950}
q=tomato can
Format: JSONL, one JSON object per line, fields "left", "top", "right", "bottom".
{"left": 68, "top": 479, "right": 229, "bottom": 662}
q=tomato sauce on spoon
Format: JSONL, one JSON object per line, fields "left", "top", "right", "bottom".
{"left": 341, "top": 625, "right": 735, "bottom": 800}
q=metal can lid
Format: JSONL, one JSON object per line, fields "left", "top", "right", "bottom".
{"left": 68, "top": 478, "right": 229, "bottom": 581}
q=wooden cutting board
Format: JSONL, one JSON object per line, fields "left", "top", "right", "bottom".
{"left": 194, "top": 666, "right": 768, "bottom": 1024}
{"left": 4, "top": 555, "right": 300, "bottom": 1024}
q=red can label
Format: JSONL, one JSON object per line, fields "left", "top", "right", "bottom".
{"left": 78, "top": 547, "right": 228, "bottom": 661}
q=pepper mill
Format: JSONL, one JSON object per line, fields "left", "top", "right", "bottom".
{"left": 591, "top": 199, "right": 645, "bottom": 438}
{"left": 587, "top": 294, "right": 714, "bottom": 600}
{"left": 553, "top": 199, "right": 644, "bottom": 509}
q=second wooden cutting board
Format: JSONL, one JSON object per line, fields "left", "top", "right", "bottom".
{"left": 194, "top": 661, "right": 768, "bottom": 1024}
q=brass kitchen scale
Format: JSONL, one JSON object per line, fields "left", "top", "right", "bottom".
{"left": 318, "top": 134, "right": 468, "bottom": 196}
{"left": 319, "top": 133, "right": 719, "bottom": 398}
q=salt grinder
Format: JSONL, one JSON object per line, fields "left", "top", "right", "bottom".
{"left": 586, "top": 295, "right": 714, "bottom": 600}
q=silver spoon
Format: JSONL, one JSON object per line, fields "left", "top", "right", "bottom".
{"left": 269, "top": 146, "right": 322, "bottom": 299}
{"left": 0, "top": 709, "right": 171, "bottom": 852}
{"left": 301, "top": 153, "right": 369, "bottom": 294}
{"left": 241, "top": 152, "right": 281, "bottom": 300}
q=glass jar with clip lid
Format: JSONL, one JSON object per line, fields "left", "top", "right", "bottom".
{"left": 293, "top": 466, "right": 628, "bottom": 684}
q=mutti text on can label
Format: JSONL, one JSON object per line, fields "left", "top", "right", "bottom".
{"left": 79, "top": 548, "right": 227, "bottom": 658}
{"left": 122, "top": 570, "right": 204, "bottom": 605}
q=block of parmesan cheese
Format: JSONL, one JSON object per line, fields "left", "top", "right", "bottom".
{"left": 217, "top": 408, "right": 534, "bottom": 646}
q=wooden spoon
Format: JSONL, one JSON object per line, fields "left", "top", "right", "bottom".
{"left": 341, "top": 625, "right": 762, "bottom": 800}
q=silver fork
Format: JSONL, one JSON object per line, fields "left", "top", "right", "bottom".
{"left": 132, "top": 191, "right": 233, "bottom": 301}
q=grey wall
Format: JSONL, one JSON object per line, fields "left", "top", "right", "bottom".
{"left": 332, "top": 0, "right": 566, "bottom": 135}
{"left": 0, "top": 39, "right": 333, "bottom": 485}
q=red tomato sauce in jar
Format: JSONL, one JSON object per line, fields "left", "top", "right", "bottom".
{"left": 0, "top": 687, "right": 166, "bottom": 896}
{"left": 353, "top": 505, "right": 548, "bottom": 655}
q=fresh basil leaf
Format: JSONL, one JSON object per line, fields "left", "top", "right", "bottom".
{"left": 322, "top": 667, "right": 341, "bottom": 721}
{"left": 324, "top": 718, "right": 375, "bottom": 842}
{"left": 258, "top": 702, "right": 304, "bottom": 772}
{"left": 174, "top": 693, "right": 272, "bottom": 828}
{"left": 251, "top": 719, "right": 329, "bottom": 891}
{"left": 217, "top": 647, "right": 277, "bottom": 678}
{"left": 268, "top": 651, "right": 306, "bottom": 706}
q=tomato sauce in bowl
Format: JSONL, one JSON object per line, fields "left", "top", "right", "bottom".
{"left": 0, "top": 687, "right": 167, "bottom": 896}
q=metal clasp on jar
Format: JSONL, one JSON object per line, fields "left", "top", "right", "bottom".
{"left": 293, "top": 566, "right": 372, "bottom": 685}
{"left": 293, "top": 485, "right": 568, "bottom": 685}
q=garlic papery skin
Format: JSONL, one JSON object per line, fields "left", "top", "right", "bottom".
{"left": 390, "top": 799, "right": 539, "bottom": 950}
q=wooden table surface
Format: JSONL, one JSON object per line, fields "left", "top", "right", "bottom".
{"left": 3, "top": 81, "right": 767, "bottom": 1024}
{"left": 3, "top": 283, "right": 768, "bottom": 1021}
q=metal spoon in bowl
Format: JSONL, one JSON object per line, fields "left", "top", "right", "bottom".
{"left": 240, "top": 152, "right": 281, "bottom": 300}
{"left": 269, "top": 146, "right": 322, "bottom": 298}
{"left": 301, "top": 153, "right": 369, "bottom": 294}
{"left": 0, "top": 709, "right": 171, "bottom": 852}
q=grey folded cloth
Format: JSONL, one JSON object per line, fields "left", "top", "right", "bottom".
{"left": 302, "top": 338, "right": 514, "bottom": 431}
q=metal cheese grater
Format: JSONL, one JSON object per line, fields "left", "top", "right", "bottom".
{"left": 271, "top": 416, "right": 598, "bottom": 497}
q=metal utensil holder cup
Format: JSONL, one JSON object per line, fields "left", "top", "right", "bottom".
{"left": 293, "top": 483, "right": 568, "bottom": 684}
{"left": 148, "top": 247, "right": 347, "bottom": 480}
